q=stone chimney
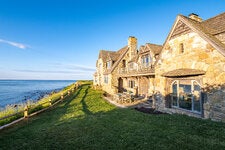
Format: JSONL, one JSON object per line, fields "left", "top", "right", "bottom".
{"left": 128, "top": 36, "right": 137, "bottom": 61}
{"left": 188, "top": 13, "right": 202, "bottom": 22}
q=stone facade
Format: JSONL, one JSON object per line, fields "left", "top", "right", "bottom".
{"left": 154, "top": 13, "right": 225, "bottom": 121}
{"left": 94, "top": 12, "right": 225, "bottom": 122}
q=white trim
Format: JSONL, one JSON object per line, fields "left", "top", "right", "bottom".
{"left": 171, "top": 79, "right": 202, "bottom": 113}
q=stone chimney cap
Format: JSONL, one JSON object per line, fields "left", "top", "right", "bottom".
{"left": 129, "top": 36, "right": 136, "bottom": 38}
{"left": 188, "top": 13, "right": 202, "bottom": 22}
{"left": 189, "top": 13, "right": 199, "bottom": 17}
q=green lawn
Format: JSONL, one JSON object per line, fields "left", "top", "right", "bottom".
{"left": 1, "top": 83, "right": 225, "bottom": 150}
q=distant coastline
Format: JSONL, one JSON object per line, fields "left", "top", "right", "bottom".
{"left": 0, "top": 80, "right": 76, "bottom": 108}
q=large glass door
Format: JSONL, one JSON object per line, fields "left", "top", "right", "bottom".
{"left": 179, "top": 80, "right": 192, "bottom": 110}
{"left": 171, "top": 80, "right": 201, "bottom": 113}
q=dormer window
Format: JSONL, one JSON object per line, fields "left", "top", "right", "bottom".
{"left": 141, "top": 55, "right": 151, "bottom": 67}
{"left": 106, "top": 61, "right": 111, "bottom": 69}
{"left": 179, "top": 43, "right": 184, "bottom": 54}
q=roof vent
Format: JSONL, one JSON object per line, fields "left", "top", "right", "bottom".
{"left": 188, "top": 13, "right": 202, "bottom": 22}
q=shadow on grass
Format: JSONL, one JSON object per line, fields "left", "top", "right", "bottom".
{"left": 81, "top": 85, "right": 93, "bottom": 115}
{"left": 1, "top": 84, "right": 225, "bottom": 150}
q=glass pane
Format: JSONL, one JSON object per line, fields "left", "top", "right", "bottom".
{"left": 172, "top": 83, "right": 177, "bottom": 93}
{"left": 146, "top": 57, "right": 149, "bottom": 63}
{"left": 172, "top": 81, "right": 178, "bottom": 106}
{"left": 179, "top": 81, "right": 192, "bottom": 110}
{"left": 171, "top": 94, "right": 178, "bottom": 106}
{"left": 193, "top": 81, "right": 201, "bottom": 112}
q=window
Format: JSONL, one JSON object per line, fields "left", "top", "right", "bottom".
{"left": 179, "top": 43, "right": 184, "bottom": 54}
{"left": 122, "top": 60, "right": 126, "bottom": 68}
{"left": 171, "top": 81, "right": 178, "bottom": 106}
{"left": 106, "top": 61, "right": 111, "bottom": 69}
{"left": 141, "top": 55, "right": 151, "bottom": 67}
{"left": 171, "top": 80, "right": 201, "bottom": 113}
{"left": 128, "top": 80, "right": 135, "bottom": 88}
{"left": 99, "top": 63, "right": 102, "bottom": 68}
{"left": 104, "top": 75, "right": 108, "bottom": 84}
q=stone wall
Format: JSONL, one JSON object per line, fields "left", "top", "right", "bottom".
{"left": 155, "top": 31, "right": 225, "bottom": 121}
{"left": 102, "top": 74, "right": 115, "bottom": 95}
{"left": 203, "top": 84, "right": 225, "bottom": 121}
{"left": 93, "top": 58, "right": 105, "bottom": 86}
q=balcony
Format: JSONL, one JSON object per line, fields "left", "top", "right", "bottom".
{"left": 118, "top": 64, "right": 155, "bottom": 77}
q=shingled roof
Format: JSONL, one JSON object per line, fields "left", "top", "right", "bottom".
{"left": 162, "top": 69, "right": 206, "bottom": 77}
{"left": 178, "top": 13, "right": 225, "bottom": 56}
{"left": 158, "top": 12, "right": 225, "bottom": 61}
{"left": 202, "top": 12, "right": 225, "bottom": 35}
{"left": 98, "top": 50, "right": 116, "bottom": 62}
{"left": 104, "top": 46, "right": 129, "bottom": 74}
{"left": 146, "top": 43, "right": 162, "bottom": 55}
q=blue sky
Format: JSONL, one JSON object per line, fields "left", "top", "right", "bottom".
{"left": 0, "top": 0, "right": 224, "bottom": 80}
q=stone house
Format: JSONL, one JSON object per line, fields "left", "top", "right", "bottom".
{"left": 93, "top": 50, "right": 117, "bottom": 87}
{"left": 94, "top": 12, "right": 225, "bottom": 121}
{"left": 94, "top": 36, "right": 162, "bottom": 97}
{"left": 93, "top": 45, "right": 128, "bottom": 94}
{"left": 117, "top": 42, "right": 162, "bottom": 97}
{"left": 155, "top": 13, "right": 225, "bottom": 121}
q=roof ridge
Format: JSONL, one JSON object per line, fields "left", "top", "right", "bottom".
{"left": 203, "top": 12, "right": 225, "bottom": 23}
{"left": 100, "top": 50, "right": 116, "bottom": 53}
{"left": 178, "top": 15, "right": 225, "bottom": 56}
{"left": 146, "top": 43, "right": 162, "bottom": 46}
{"left": 109, "top": 46, "right": 129, "bottom": 73}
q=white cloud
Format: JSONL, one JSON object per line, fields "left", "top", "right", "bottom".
{"left": 0, "top": 39, "right": 29, "bottom": 49}
{"left": 8, "top": 62, "right": 96, "bottom": 80}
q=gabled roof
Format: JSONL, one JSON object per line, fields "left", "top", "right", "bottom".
{"left": 146, "top": 43, "right": 162, "bottom": 55}
{"left": 104, "top": 46, "right": 129, "bottom": 74}
{"left": 136, "top": 43, "right": 162, "bottom": 63}
{"left": 158, "top": 12, "right": 225, "bottom": 62}
{"left": 107, "top": 52, "right": 120, "bottom": 61}
{"left": 179, "top": 14, "right": 225, "bottom": 56}
{"left": 98, "top": 50, "right": 115, "bottom": 62}
{"left": 139, "top": 45, "right": 145, "bottom": 52}
{"left": 202, "top": 12, "right": 225, "bottom": 35}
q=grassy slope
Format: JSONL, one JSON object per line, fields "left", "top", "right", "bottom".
{"left": 0, "top": 84, "right": 225, "bottom": 150}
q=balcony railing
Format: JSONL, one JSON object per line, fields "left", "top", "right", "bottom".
{"left": 118, "top": 64, "right": 155, "bottom": 77}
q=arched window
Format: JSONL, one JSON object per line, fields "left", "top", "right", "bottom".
{"left": 171, "top": 80, "right": 202, "bottom": 113}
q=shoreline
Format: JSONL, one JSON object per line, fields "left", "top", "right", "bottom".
{"left": 0, "top": 80, "right": 76, "bottom": 110}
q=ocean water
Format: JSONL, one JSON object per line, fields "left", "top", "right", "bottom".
{"left": 0, "top": 80, "right": 76, "bottom": 108}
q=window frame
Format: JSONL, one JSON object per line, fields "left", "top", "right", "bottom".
{"left": 141, "top": 54, "right": 151, "bottom": 67}
{"left": 104, "top": 75, "right": 108, "bottom": 84}
{"left": 128, "top": 80, "right": 135, "bottom": 88}
{"left": 179, "top": 43, "right": 184, "bottom": 54}
{"left": 171, "top": 79, "right": 202, "bottom": 113}
{"left": 106, "top": 61, "right": 111, "bottom": 69}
